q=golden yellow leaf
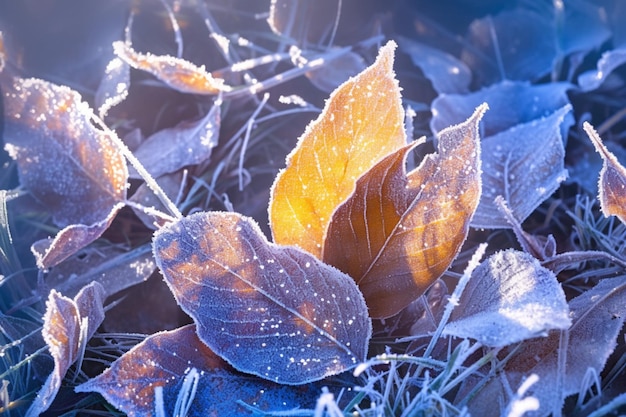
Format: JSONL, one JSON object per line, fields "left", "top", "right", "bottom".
{"left": 269, "top": 41, "right": 406, "bottom": 258}
{"left": 323, "top": 104, "right": 487, "bottom": 318}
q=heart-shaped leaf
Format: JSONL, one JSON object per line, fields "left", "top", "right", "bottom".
{"left": 472, "top": 105, "right": 571, "bottom": 228}
{"left": 77, "top": 325, "right": 335, "bottom": 416}
{"left": 323, "top": 104, "right": 486, "bottom": 318}
{"left": 27, "top": 282, "right": 105, "bottom": 417}
{"left": 3, "top": 77, "right": 128, "bottom": 228}
{"left": 584, "top": 122, "right": 626, "bottom": 225}
{"left": 113, "top": 41, "right": 230, "bottom": 95}
{"left": 443, "top": 250, "right": 570, "bottom": 347}
{"left": 152, "top": 211, "right": 371, "bottom": 385}
{"left": 269, "top": 40, "right": 407, "bottom": 258}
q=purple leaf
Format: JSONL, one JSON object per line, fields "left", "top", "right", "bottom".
{"left": 129, "top": 104, "right": 220, "bottom": 180}
{"left": 152, "top": 211, "right": 371, "bottom": 385}
{"left": 76, "top": 325, "right": 326, "bottom": 416}
{"left": 27, "top": 282, "right": 105, "bottom": 417}
{"left": 3, "top": 77, "right": 128, "bottom": 228}
{"left": 444, "top": 250, "right": 570, "bottom": 347}
{"left": 95, "top": 57, "right": 130, "bottom": 118}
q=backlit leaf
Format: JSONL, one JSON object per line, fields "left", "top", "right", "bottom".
{"left": 323, "top": 104, "right": 486, "bottom": 318}
{"left": 129, "top": 103, "right": 220, "bottom": 180}
{"left": 269, "top": 41, "right": 407, "bottom": 258}
{"left": 584, "top": 122, "right": 626, "bottom": 225}
{"left": 3, "top": 77, "right": 128, "bottom": 228}
{"left": 443, "top": 250, "right": 570, "bottom": 347}
{"left": 77, "top": 325, "right": 333, "bottom": 416}
{"left": 27, "top": 282, "right": 105, "bottom": 417}
{"left": 31, "top": 202, "right": 124, "bottom": 269}
{"left": 95, "top": 57, "right": 130, "bottom": 119}
{"left": 467, "top": 275, "right": 626, "bottom": 417}
{"left": 153, "top": 211, "right": 371, "bottom": 384}
{"left": 472, "top": 105, "right": 571, "bottom": 228}
{"left": 113, "top": 41, "right": 230, "bottom": 95}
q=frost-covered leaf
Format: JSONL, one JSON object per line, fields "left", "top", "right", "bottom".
{"left": 468, "top": 275, "right": 626, "bottom": 417}
{"left": 45, "top": 244, "right": 156, "bottom": 299}
{"left": 324, "top": 104, "right": 486, "bottom": 318}
{"left": 269, "top": 41, "right": 406, "bottom": 258}
{"left": 153, "top": 211, "right": 371, "bottom": 384}
{"left": 95, "top": 57, "right": 130, "bottom": 118}
{"left": 31, "top": 202, "right": 124, "bottom": 269}
{"left": 130, "top": 172, "right": 184, "bottom": 229}
{"left": 113, "top": 41, "right": 230, "bottom": 95}
{"left": 578, "top": 48, "right": 626, "bottom": 91}
{"left": 431, "top": 81, "right": 572, "bottom": 137}
{"left": 129, "top": 104, "right": 220, "bottom": 180}
{"left": 584, "top": 122, "right": 626, "bottom": 225}
{"left": 443, "top": 250, "right": 570, "bottom": 347}
{"left": 472, "top": 105, "right": 571, "bottom": 228}
{"left": 27, "top": 282, "right": 105, "bottom": 417}
{"left": 3, "top": 77, "right": 128, "bottom": 228}
{"left": 77, "top": 325, "right": 332, "bottom": 416}
{"left": 398, "top": 36, "right": 471, "bottom": 94}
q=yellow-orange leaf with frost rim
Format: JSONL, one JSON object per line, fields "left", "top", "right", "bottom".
{"left": 269, "top": 41, "right": 407, "bottom": 258}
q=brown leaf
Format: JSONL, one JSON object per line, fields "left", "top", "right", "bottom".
{"left": 269, "top": 41, "right": 407, "bottom": 258}
{"left": 113, "top": 41, "right": 230, "bottom": 95}
{"left": 584, "top": 121, "right": 626, "bottom": 225}
{"left": 323, "top": 104, "right": 486, "bottom": 318}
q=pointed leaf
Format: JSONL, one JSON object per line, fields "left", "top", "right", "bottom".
{"left": 153, "top": 211, "right": 371, "bottom": 384}
{"left": 584, "top": 122, "right": 626, "bottom": 225}
{"left": 468, "top": 276, "right": 626, "bottom": 417}
{"left": 95, "top": 57, "right": 130, "bottom": 118}
{"left": 3, "top": 77, "right": 128, "bottom": 228}
{"left": 113, "top": 41, "right": 230, "bottom": 95}
{"left": 472, "top": 105, "right": 571, "bottom": 228}
{"left": 31, "top": 203, "right": 124, "bottom": 269}
{"left": 269, "top": 41, "right": 407, "bottom": 257}
{"left": 77, "top": 325, "right": 335, "bottom": 416}
{"left": 129, "top": 104, "right": 220, "bottom": 180}
{"left": 27, "top": 282, "right": 105, "bottom": 417}
{"left": 324, "top": 104, "right": 486, "bottom": 318}
{"left": 443, "top": 250, "right": 570, "bottom": 347}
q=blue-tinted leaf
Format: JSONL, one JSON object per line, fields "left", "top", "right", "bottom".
{"left": 398, "top": 36, "right": 471, "bottom": 94}
{"left": 31, "top": 202, "right": 125, "bottom": 269}
{"left": 431, "top": 80, "right": 572, "bottom": 137}
{"left": 153, "top": 211, "right": 371, "bottom": 385}
{"left": 3, "top": 77, "right": 128, "bottom": 227}
{"left": 444, "top": 250, "right": 570, "bottom": 347}
{"left": 129, "top": 104, "right": 220, "bottom": 180}
{"left": 578, "top": 48, "right": 626, "bottom": 91}
{"left": 77, "top": 325, "right": 328, "bottom": 416}
{"left": 27, "top": 282, "right": 105, "bottom": 417}
{"left": 461, "top": 10, "right": 556, "bottom": 85}
{"left": 557, "top": 0, "right": 610, "bottom": 57}
{"left": 95, "top": 57, "right": 130, "bottom": 119}
{"left": 471, "top": 105, "right": 572, "bottom": 229}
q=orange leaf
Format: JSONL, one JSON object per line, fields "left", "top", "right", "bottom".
{"left": 269, "top": 41, "right": 407, "bottom": 258}
{"left": 323, "top": 104, "right": 487, "bottom": 318}
{"left": 584, "top": 121, "right": 626, "bottom": 225}
{"left": 113, "top": 41, "right": 230, "bottom": 95}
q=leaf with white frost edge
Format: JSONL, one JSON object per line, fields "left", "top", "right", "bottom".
{"left": 444, "top": 250, "right": 570, "bottom": 347}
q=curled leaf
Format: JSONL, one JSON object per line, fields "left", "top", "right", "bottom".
{"left": 584, "top": 122, "right": 626, "bottom": 225}
{"left": 27, "top": 282, "right": 105, "bottom": 417}
{"left": 95, "top": 57, "right": 130, "bottom": 118}
{"left": 113, "top": 41, "right": 230, "bottom": 95}
{"left": 153, "top": 211, "right": 371, "bottom": 384}
{"left": 324, "top": 104, "right": 486, "bottom": 318}
{"left": 443, "top": 250, "right": 570, "bottom": 347}
{"left": 269, "top": 40, "right": 407, "bottom": 258}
